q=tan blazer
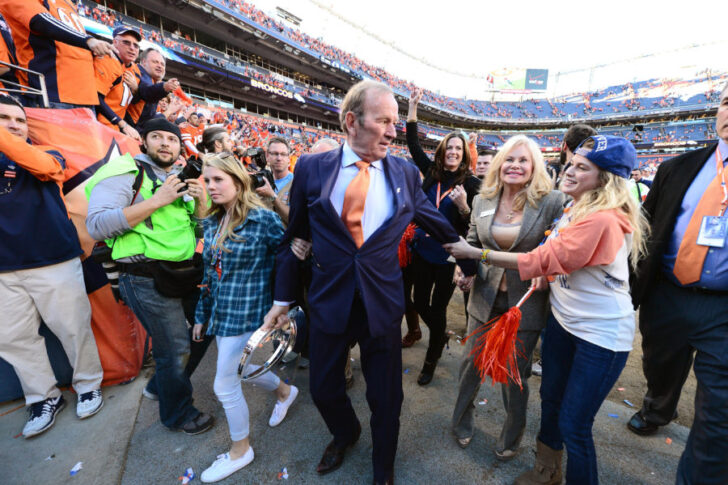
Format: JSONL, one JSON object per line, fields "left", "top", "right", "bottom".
{"left": 466, "top": 190, "right": 565, "bottom": 331}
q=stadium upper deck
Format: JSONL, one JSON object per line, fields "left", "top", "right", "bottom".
{"left": 80, "top": 0, "right": 726, "bottom": 128}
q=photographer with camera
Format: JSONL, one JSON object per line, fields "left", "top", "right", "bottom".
{"left": 85, "top": 118, "right": 215, "bottom": 436}
{"left": 253, "top": 137, "right": 294, "bottom": 225}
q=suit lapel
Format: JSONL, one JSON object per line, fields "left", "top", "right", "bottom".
{"left": 511, "top": 199, "right": 543, "bottom": 250}
{"left": 318, "top": 147, "right": 356, "bottom": 244}
{"left": 477, "top": 194, "right": 500, "bottom": 250}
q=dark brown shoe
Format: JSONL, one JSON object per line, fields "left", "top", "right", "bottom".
{"left": 401, "top": 328, "right": 422, "bottom": 348}
{"left": 173, "top": 412, "right": 214, "bottom": 435}
{"left": 316, "top": 421, "right": 362, "bottom": 474}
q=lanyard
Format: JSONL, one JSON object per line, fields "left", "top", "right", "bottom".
{"left": 716, "top": 145, "right": 727, "bottom": 216}
{"left": 435, "top": 182, "right": 454, "bottom": 209}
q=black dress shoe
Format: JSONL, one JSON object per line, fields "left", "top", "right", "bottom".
{"left": 627, "top": 412, "right": 659, "bottom": 436}
{"left": 627, "top": 410, "right": 678, "bottom": 436}
{"left": 316, "top": 421, "right": 362, "bottom": 474}
{"left": 417, "top": 360, "right": 436, "bottom": 386}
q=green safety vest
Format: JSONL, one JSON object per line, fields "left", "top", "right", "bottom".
{"left": 85, "top": 153, "right": 196, "bottom": 262}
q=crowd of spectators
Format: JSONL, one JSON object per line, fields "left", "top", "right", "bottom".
{"left": 79, "top": 0, "right": 726, "bottom": 124}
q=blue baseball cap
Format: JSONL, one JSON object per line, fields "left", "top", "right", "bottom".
{"left": 112, "top": 26, "right": 142, "bottom": 41}
{"left": 574, "top": 135, "right": 636, "bottom": 179}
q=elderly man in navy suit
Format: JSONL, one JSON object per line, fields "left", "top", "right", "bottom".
{"left": 264, "top": 80, "right": 474, "bottom": 484}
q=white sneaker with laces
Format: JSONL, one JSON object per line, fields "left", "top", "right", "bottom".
{"left": 23, "top": 395, "right": 65, "bottom": 438}
{"left": 200, "top": 448, "right": 254, "bottom": 483}
{"left": 268, "top": 385, "right": 298, "bottom": 427}
{"left": 76, "top": 389, "right": 104, "bottom": 419}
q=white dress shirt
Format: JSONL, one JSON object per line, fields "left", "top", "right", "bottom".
{"left": 329, "top": 142, "right": 395, "bottom": 242}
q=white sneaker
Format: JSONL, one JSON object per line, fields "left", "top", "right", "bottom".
{"left": 269, "top": 385, "right": 298, "bottom": 427}
{"left": 77, "top": 389, "right": 104, "bottom": 419}
{"left": 200, "top": 448, "right": 254, "bottom": 483}
{"left": 142, "top": 387, "right": 159, "bottom": 401}
{"left": 23, "top": 395, "right": 65, "bottom": 438}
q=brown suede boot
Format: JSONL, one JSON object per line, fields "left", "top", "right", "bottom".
{"left": 513, "top": 439, "right": 563, "bottom": 485}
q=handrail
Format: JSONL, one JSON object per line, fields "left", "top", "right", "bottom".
{"left": 0, "top": 60, "right": 49, "bottom": 108}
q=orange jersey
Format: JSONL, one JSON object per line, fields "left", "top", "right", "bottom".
{"left": 0, "top": 0, "right": 97, "bottom": 106}
{"left": 180, "top": 122, "right": 205, "bottom": 158}
{"left": 94, "top": 55, "right": 139, "bottom": 129}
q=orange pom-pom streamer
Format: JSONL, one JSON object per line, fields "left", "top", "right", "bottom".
{"left": 397, "top": 223, "right": 417, "bottom": 268}
{"left": 174, "top": 87, "right": 193, "bottom": 105}
{"left": 464, "top": 285, "right": 536, "bottom": 389}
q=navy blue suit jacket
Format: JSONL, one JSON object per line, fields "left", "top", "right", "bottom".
{"left": 274, "top": 146, "right": 475, "bottom": 337}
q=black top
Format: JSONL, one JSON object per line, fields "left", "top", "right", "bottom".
{"left": 406, "top": 120, "right": 481, "bottom": 235}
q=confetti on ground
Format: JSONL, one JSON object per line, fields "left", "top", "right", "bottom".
{"left": 277, "top": 467, "right": 289, "bottom": 480}
{"left": 478, "top": 399, "right": 488, "bottom": 405}
{"left": 178, "top": 467, "right": 195, "bottom": 484}
{"left": 608, "top": 413, "right": 619, "bottom": 419}
{"left": 623, "top": 399, "right": 634, "bottom": 407}
{"left": 666, "top": 438, "right": 672, "bottom": 445}
{"left": 13, "top": 432, "right": 22, "bottom": 439}
{"left": 403, "top": 368, "right": 409, "bottom": 374}
{"left": 70, "top": 462, "right": 83, "bottom": 476}
{"left": 617, "top": 387, "right": 625, "bottom": 392}
{"left": 45, "top": 455, "right": 55, "bottom": 461}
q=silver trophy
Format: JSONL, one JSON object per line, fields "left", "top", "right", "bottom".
{"left": 237, "top": 306, "right": 303, "bottom": 381}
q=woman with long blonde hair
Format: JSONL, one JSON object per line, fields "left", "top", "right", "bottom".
{"left": 192, "top": 153, "right": 298, "bottom": 483}
{"left": 450, "top": 135, "right": 565, "bottom": 460}
{"left": 447, "top": 135, "right": 648, "bottom": 485}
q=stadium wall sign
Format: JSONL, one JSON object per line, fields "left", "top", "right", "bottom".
{"left": 251, "top": 79, "right": 294, "bottom": 99}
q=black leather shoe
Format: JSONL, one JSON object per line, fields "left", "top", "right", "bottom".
{"left": 627, "top": 412, "right": 659, "bottom": 436}
{"left": 417, "top": 361, "right": 436, "bottom": 386}
{"left": 316, "top": 421, "right": 362, "bottom": 474}
{"left": 174, "top": 412, "right": 214, "bottom": 435}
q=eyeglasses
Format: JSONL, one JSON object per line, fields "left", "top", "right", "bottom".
{"left": 120, "top": 39, "right": 140, "bottom": 49}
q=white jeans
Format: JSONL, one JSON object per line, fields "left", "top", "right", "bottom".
{"left": 0, "top": 258, "right": 103, "bottom": 404}
{"left": 215, "top": 333, "right": 281, "bottom": 441}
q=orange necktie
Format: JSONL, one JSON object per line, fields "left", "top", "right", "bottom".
{"left": 341, "top": 161, "right": 371, "bottom": 248}
{"left": 673, "top": 164, "right": 724, "bottom": 285}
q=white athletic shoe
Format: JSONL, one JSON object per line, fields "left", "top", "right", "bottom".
{"left": 268, "top": 385, "right": 298, "bottom": 427}
{"left": 23, "top": 395, "right": 66, "bottom": 438}
{"left": 200, "top": 448, "right": 254, "bottom": 483}
{"left": 76, "top": 389, "right": 104, "bottom": 419}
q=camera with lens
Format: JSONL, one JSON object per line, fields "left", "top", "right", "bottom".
{"left": 244, "top": 147, "right": 276, "bottom": 189}
{"left": 245, "top": 147, "right": 267, "bottom": 170}
{"left": 175, "top": 157, "right": 202, "bottom": 192}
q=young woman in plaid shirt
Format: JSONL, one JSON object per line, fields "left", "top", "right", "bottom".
{"left": 192, "top": 153, "right": 298, "bottom": 483}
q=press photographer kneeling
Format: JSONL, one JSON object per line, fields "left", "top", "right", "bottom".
{"left": 85, "top": 118, "right": 215, "bottom": 435}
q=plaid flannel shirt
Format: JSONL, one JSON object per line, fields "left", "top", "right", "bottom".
{"left": 195, "top": 207, "right": 284, "bottom": 336}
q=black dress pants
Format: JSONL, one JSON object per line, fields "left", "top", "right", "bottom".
{"left": 411, "top": 252, "right": 456, "bottom": 364}
{"left": 640, "top": 277, "right": 728, "bottom": 484}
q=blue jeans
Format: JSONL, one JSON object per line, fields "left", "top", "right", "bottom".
{"left": 119, "top": 273, "right": 200, "bottom": 428}
{"left": 539, "top": 314, "right": 629, "bottom": 485}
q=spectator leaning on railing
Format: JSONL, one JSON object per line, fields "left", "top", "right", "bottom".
{"left": 0, "top": 95, "right": 104, "bottom": 439}
{"left": 0, "top": 0, "right": 115, "bottom": 108}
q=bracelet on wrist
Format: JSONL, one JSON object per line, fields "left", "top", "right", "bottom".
{"left": 481, "top": 249, "right": 491, "bottom": 263}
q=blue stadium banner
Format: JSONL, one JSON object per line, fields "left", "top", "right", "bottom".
{"left": 525, "top": 69, "right": 548, "bottom": 90}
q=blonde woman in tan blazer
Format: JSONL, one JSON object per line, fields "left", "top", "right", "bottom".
{"left": 451, "top": 135, "right": 565, "bottom": 460}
